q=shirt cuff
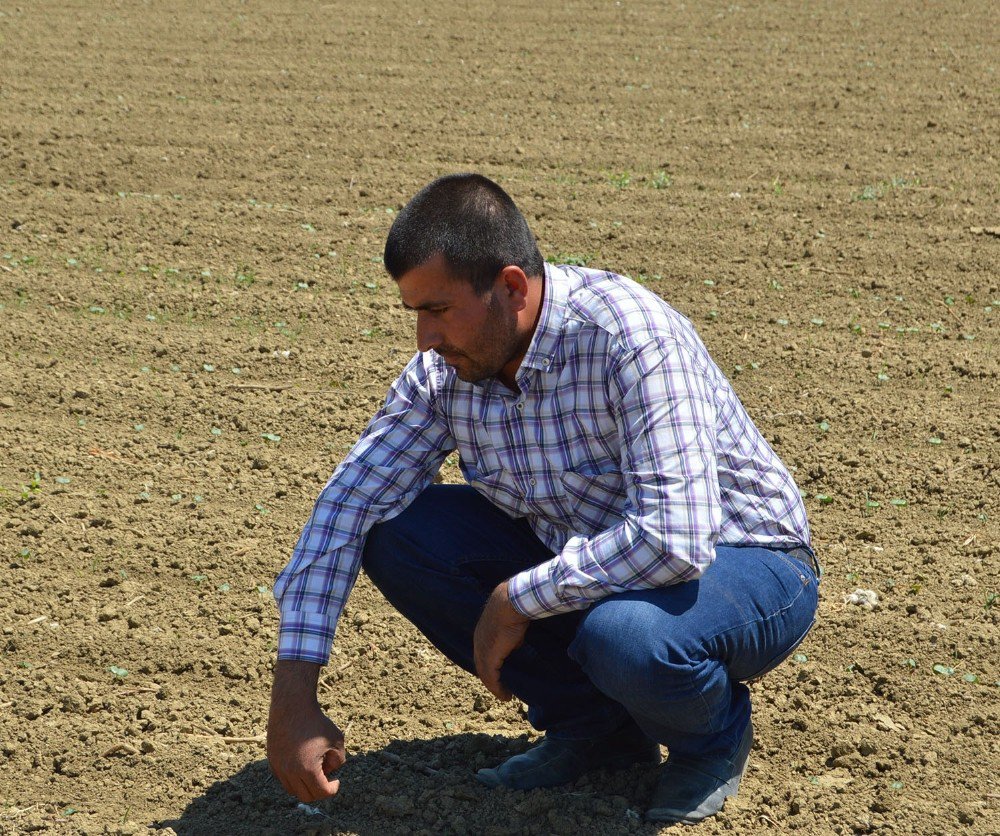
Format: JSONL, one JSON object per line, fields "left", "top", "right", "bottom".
{"left": 276, "top": 610, "right": 338, "bottom": 665}
{"left": 508, "top": 559, "right": 582, "bottom": 619}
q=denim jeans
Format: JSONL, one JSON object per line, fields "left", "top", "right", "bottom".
{"left": 362, "top": 485, "right": 819, "bottom": 761}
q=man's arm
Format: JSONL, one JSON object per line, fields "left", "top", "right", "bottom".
{"left": 267, "top": 660, "right": 345, "bottom": 802}
{"left": 274, "top": 352, "right": 454, "bottom": 663}
{"left": 269, "top": 353, "right": 453, "bottom": 797}
{"left": 508, "top": 338, "right": 722, "bottom": 618}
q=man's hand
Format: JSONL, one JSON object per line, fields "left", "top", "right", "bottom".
{"left": 473, "top": 581, "right": 531, "bottom": 701}
{"left": 267, "top": 660, "right": 346, "bottom": 802}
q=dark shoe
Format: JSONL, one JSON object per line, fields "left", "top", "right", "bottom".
{"left": 476, "top": 725, "right": 661, "bottom": 791}
{"left": 646, "top": 720, "right": 753, "bottom": 824}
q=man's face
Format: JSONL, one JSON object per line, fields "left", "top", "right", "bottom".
{"left": 396, "top": 254, "right": 521, "bottom": 385}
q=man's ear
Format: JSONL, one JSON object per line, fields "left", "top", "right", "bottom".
{"left": 496, "top": 265, "right": 529, "bottom": 311}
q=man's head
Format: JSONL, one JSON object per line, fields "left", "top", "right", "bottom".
{"left": 385, "top": 175, "right": 545, "bottom": 387}
{"left": 384, "top": 173, "right": 544, "bottom": 294}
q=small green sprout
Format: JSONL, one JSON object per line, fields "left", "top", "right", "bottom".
{"left": 649, "top": 171, "right": 671, "bottom": 189}
{"left": 19, "top": 472, "right": 42, "bottom": 502}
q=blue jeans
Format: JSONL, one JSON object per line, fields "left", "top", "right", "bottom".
{"left": 362, "top": 485, "right": 819, "bottom": 761}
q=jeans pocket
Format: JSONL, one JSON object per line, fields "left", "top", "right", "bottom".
{"left": 770, "top": 550, "right": 815, "bottom": 586}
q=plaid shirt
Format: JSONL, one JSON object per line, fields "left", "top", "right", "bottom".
{"left": 275, "top": 264, "right": 810, "bottom": 663}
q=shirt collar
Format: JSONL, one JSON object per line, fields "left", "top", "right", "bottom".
{"left": 517, "top": 262, "right": 568, "bottom": 378}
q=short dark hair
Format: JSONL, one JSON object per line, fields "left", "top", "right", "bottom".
{"left": 384, "top": 173, "right": 544, "bottom": 294}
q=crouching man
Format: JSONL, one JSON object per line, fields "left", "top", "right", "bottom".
{"left": 266, "top": 173, "right": 819, "bottom": 824}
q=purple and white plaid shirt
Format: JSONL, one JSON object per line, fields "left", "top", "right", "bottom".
{"left": 275, "top": 264, "right": 810, "bottom": 663}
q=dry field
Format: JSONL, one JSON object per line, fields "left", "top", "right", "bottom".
{"left": 0, "top": 1, "right": 997, "bottom": 834}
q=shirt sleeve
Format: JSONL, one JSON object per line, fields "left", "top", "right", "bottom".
{"left": 273, "top": 353, "right": 454, "bottom": 663}
{"left": 507, "top": 338, "right": 721, "bottom": 618}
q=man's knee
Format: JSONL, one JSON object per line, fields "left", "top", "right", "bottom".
{"left": 569, "top": 595, "right": 721, "bottom": 707}
{"left": 570, "top": 598, "right": 667, "bottom": 695}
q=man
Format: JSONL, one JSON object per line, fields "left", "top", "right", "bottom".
{"left": 267, "top": 173, "right": 819, "bottom": 824}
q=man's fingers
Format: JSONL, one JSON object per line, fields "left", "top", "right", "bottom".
{"left": 474, "top": 581, "right": 530, "bottom": 702}
{"left": 293, "top": 766, "right": 339, "bottom": 803}
{"left": 479, "top": 658, "right": 513, "bottom": 701}
{"left": 490, "top": 679, "right": 513, "bottom": 702}
{"left": 322, "top": 746, "right": 346, "bottom": 775}
{"left": 275, "top": 763, "right": 340, "bottom": 803}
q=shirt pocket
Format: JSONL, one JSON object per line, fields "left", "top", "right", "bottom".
{"left": 467, "top": 464, "right": 525, "bottom": 518}
{"left": 559, "top": 470, "right": 626, "bottom": 535}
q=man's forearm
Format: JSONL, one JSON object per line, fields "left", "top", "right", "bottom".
{"left": 271, "top": 659, "right": 323, "bottom": 707}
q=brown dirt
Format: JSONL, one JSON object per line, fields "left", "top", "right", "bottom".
{"left": 1, "top": 1, "right": 997, "bottom": 834}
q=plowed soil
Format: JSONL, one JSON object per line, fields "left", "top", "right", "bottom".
{"left": 1, "top": 1, "right": 997, "bottom": 834}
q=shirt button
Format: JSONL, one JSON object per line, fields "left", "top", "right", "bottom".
{"left": 542, "top": 359, "right": 550, "bottom": 367}
{"left": 529, "top": 478, "right": 536, "bottom": 486}
{"left": 516, "top": 402, "right": 524, "bottom": 410}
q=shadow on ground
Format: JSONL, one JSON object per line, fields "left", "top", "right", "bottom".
{"left": 155, "top": 732, "right": 660, "bottom": 835}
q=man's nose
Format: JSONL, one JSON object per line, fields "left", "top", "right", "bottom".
{"left": 415, "top": 312, "right": 440, "bottom": 353}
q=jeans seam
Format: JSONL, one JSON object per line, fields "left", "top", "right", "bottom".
{"left": 707, "top": 574, "right": 817, "bottom": 682}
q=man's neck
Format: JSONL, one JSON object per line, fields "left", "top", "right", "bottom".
{"left": 497, "top": 272, "right": 545, "bottom": 390}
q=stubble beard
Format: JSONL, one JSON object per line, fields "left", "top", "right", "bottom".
{"left": 448, "top": 291, "right": 519, "bottom": 384}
